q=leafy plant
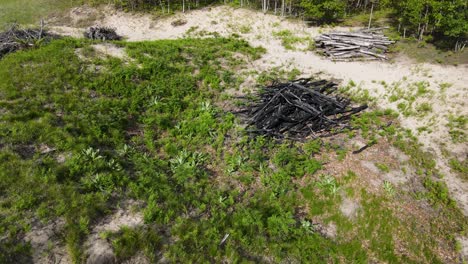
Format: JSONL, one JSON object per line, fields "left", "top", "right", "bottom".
{"left": 383, "top": 180, "right": 395, "bottom": 196}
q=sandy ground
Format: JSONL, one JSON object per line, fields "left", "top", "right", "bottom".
{"left": 47, "top": 4, "right": 468, "bottom": 258}
{"left": 24, "top": 218, "right": 71, "bottom": 263}
{"left": 84, "top": 201, "right": 145, "bottom": 264}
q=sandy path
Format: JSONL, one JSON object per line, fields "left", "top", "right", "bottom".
{"left": 50, "top": 6, "right": 468, "bottom": 216}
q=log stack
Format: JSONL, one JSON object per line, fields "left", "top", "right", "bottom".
{"left": 239, "top": 78, "right": 367, "bottom": 139}
{"left": 315, "top": 28, "right": 395, "bottom": 61}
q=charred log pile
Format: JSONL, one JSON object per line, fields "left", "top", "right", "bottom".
{"left": 315, "top": 28, "right": 395, "bottom": 61}
{"left": 0, "top": 23, "right": 57, "bottom": 59}
{"left": 240, "top": 78, "right": 367, "bottom": 139}
{"left": 84, "top": 26, "right": 121, "bottom": 41}
{"left": 171, "top": 19, "right": 188, "bottom": 27}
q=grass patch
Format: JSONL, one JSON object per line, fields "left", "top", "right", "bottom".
{"left": 341, "top": 9, "right": 393, "bottom": 27}
{"left": 376, "top": 163, "right": 390, "bottom": 173}
{"left": 0, "top": 0, "right": 77, "bottom": 26}
{"left": 392, "top": 39, "right": 468, "bottom": 65}
{"left": 0, "top": 36, "right": 465, "bottom": 263}
{"left": 448, "top": 115, "right": 467, "bottom": 143}
{"left": 449, "top": 159, "right": 468, "bottom": 181}
{"left": 272, "top": 29, "right": 312, "bottom": 51}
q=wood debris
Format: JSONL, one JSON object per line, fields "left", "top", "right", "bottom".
{"left": 239, "top": 78, "right": 368, "bottom": 139}
{"left": 84, "top": 26, "right": 121, "bottom": 41}
{"left": 171, "top": 19, "right": 188, "bottom": 27}
{"left": 315, "top": 28, "right": 395, "bottom": 61}
{"left": 0, "top": 22, "right": 57, "bottom": 59}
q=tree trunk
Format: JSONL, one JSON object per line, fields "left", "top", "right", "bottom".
{"left": 417, "top": 22, "right": 421, "bottom": 38}
{"left": 289, "top": 0, "right": 292, "bottom": 16}
{"left": 419, "top": 25, "right": 425, "bottom": 41}
{"left": 159, "top": 0, "right": 165, "bottom": 13}
{"left": 281, "top": 0, "right": 285, "bottom": 17}
{"left": 424, "top": 5, "right": 429, "bottom": 31}
{"left": 262, "top": 0, "right": 267, "bottom": 13}
{"left": 368, "top": 2, "right": 374, "bottom": 29}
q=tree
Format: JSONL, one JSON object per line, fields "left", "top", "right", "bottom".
{"left": 300, "top": 0, "right": 346, "bottom": 22}
{"left": 435, "top": 0, "right": 468, "bottom": 51}
{"left": 368, "top": 0, "right": 376, "bottom": 29}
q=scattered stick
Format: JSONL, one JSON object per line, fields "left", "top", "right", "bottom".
{"left": 352, "top": 144, "right": 370, "bottom": 154}
{"left": 219, "top": 233, "right": 230, "bottom": 246}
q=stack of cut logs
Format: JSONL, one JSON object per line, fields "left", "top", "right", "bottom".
{"left": 315, "top": 28, "right": 395, "bottom": 61}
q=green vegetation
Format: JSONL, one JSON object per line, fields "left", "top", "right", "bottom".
{"left": 391, "top": 0, "right": 467, "bottom": 49}
{"left": 239, "top": 24, "right": 252, "bottom": 34}
{"left": 300, "top": 0, "right": 346, "bottom": 23}
{"left": 339, "top": 81, "right": 377, "bottom": 105}
{"left": 376, "top": 163, "right": 390, "bottom": 173}
{"left": 342, "top": 8, "right": 392, "bottom": 27}
{"left": 383, "top": 181, "right": 395, "bottom": 196}
{"left": 0, "top": 36, "right": 465, "bottom": 263}
{"left": 272, "top": 29, "right": 313, "bottom": 51}
{"left": 448, "top": 115, "right": 467, "bottom": 143}
{"left": 108, "top": 226, "right": 161, "bottom": 260}
{"left": 449, "top": 159, "right": 468, "bottom": 181}
{"left": 256, "top": 66, "right": 301, "bottom": 84}
{"left": 392, "top": 39, "right": 468, "bottom": 65}
{"left": 383, "top": 80, "right": 436, "bottom": 118}
{"left": 0, "top": 0, "right": 75, "bottom": 25}
{"left": 0, "top": 0, "right": 465, "bottom": 67}
{"left": 300, "top": 0, "right": 467, "bottom": 52}
{"left": 0, "top": 37, "right": 263, "bottom": 262}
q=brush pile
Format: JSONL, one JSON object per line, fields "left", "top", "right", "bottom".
{"left": 84, "top": 26, "right": 121, "bottom": 41}
{"left": 315, "top": 28, "right": 395, "bottom": 61}
{"left": 0, "top": 23, "right": 57, "bottom": 59}
{"left": 241, "top": 78, "right": 367, "bottom": 139}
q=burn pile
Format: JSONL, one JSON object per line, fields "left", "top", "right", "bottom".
{"left": 241, "top": 78, "right": 367, "bottom": 139}
{"left": 0, "top": 23, "right": 58, "bottom": 59}
{"left": 315, "top": 28, "right": 395, "bottom": 61}
{"left": 84, "top": 26, "right": 121, "bottom": 41}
